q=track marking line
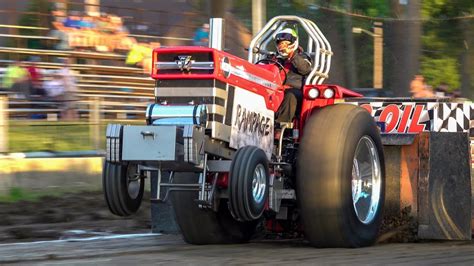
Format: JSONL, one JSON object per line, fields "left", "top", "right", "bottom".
{"left": 0, "top": 233, "right": 162, "bottom": 247}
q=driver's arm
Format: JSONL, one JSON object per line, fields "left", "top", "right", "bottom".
{"left": 291, "top": 53, "right": 312, "bottom": 76}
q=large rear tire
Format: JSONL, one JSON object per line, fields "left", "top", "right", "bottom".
{"left": 103, "top": 162, "right": 144, "bottom": 216}
{"left": 297, "top": 104, "right": 385, "bottom": 248}
{"left": 170, "top": 173, "right": 258, "bottom": 244}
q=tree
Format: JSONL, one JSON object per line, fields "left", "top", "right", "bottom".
{"left": 421, "top": 0, "right": 473, "bottom": 98}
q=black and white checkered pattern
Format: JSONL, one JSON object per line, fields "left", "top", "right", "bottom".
{"left": 347, "top": 101, "right": 473, "bottom": 135}
{"left": 433, "top": 103, "right": 471, "bottom": 133}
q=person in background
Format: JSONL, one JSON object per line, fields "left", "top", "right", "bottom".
{"left": 126, "top": 42, "right": 160, "bottom": 74}
{"left": 57, "top": 58, "right": 78, "bottom": 120}
{"left": 410, "top": 75, "right": 434, "bottom": 98}
{"left": 25, "top": 56, "right": 45, "bottom": 97}
{"left": 193, "top": 23, "right": 209, "bottom": 46}
{"left": 63, "top": 12, "right": 83, "bottom": 29}
{"left": 2, "top": 61, "right": 30, "bottom": 99}
{"left": 434, "top": 82, "right": 449, "bottom": 98}
{"left": 43, "top": 70, "right": 65, "bottom": 101}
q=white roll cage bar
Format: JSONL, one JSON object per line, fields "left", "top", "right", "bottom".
{"left": 248, "top": 16, "right": 333, "bottom": 85}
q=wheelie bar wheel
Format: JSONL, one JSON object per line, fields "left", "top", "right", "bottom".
{"left": 229, "top": 146, "right": 270, "bottom": 222}
{"left": 103, "top": 162, "right": 144, "bottom": 216}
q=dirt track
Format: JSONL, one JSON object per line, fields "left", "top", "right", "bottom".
{"left": 0, "top": 190, "right": 418, "bottom": 244}
{"left": 0, "top": 191, "right": 150, "bottom": 244}
{"left": 1, "top": 191, "right": 474, "bottom": 264}
{"left": 1, "top": 234, "right": 474, "bottom": 264}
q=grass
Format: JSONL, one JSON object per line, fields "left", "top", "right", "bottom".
{"left": 7, "top": 120, "right": 143, "bottom": 153}
{"left": 9, "top": 121, "right": 100, "bottom": 152}
{"left": 0, "top": 187, "right": 67, "bottom": 202}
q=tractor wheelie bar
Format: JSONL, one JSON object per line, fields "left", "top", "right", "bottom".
{"left": 103, "top": 16, "right": 472, "bottom": 247}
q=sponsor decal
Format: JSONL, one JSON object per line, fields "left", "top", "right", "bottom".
{"left": 356, "top": 102, "right": 473, "bottom": 134}
{"left": 358, "top": 102, "right": 431, "bottom": 133}
{"left": 220, "top": 58, "right": 279, "bottom": 90}
{"left": 230, "top": 88, "right": 274, "bottom": 158}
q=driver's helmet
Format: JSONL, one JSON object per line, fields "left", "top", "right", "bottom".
{"left": 274, "top": 28, "right": 298, "bottom": 58}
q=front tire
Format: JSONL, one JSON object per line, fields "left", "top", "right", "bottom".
{"left": 103, "top": 162, "right": 144, "bottom": 217}
{"left": 229, "top": 146, "right": 270, "bottom": 221}
{"left": 297, "top": 104, "right": 385, "bottom": 247}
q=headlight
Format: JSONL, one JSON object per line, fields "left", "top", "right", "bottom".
{"left": 307, "top": 88, "right": 319, "bottom": 99}
{"left": 323, "top": 88, "right": 335, "bottom": 99}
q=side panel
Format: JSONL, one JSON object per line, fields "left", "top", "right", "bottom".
{"left": 122, "top": 126, "right": 179, "bottom": 161}
{"left": 229, "top": 87, "right": 274, "bottom": 158}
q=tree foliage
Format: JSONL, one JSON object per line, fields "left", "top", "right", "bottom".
{"left": 420, "top": 0, "right": 473, "bottom": 91}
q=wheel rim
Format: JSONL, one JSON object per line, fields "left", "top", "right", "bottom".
{"left": 351, "top": 136, "right": 382, "bottom": 224}
{"left": 252, "top": 164, "right": 267, "bottom": 204}
{"left": 126, "top": 164, "right": 141, "bottom": 200}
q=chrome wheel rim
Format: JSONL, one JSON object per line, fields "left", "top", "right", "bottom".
{"left": 252, "top": 164, "right": 267, "bottom": 204}
{"left": 351, "top": 136, "right": 382, "bottom": 224}
{"left": 126, "top": 164, "right": 141, "bottom": 199}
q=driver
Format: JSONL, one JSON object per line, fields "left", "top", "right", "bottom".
{"left": 273, "top": 28, "right": 312, "bottom": 123}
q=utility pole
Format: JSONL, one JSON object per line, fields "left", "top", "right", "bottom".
{"left": 353, "top": 23, "right": 384, "bottom": 89}
{"left": 388, "top": 0, "right": 421, "bottom": 96}
{"left": 343, "top": 0, "right": 357, "bottom": 89}
{"left": 210, "top": 0, "right": 226, "bottom": 18}
{"left": 373, "top": 22, "right": 383, "bottom": 89}
{"left": 252, "top": 0, "right": 266, "bottom": 36}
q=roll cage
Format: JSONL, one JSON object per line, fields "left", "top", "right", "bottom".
{"left": 248, "top": 15, "right": 333, "bottom": 85}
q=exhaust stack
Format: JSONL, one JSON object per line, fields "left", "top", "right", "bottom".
{"left": 209, "top": 18, "right": 225, "bottom": 51}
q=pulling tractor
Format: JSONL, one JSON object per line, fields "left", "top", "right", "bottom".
{"left": 103, "top": 16, "right": 386, "bottom": 247}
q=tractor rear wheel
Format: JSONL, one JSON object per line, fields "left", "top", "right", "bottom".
{"left": 103, "top": 162, "right": 144, "bottom": 216}
{"left": 170, "top": 172, "right": 258, "bottom": 244}
{"left": 297, "top": 104, "right": 385, "bottom": 247}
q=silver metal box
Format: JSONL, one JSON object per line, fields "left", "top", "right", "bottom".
{"left": 122, "top": 126, "right": 179, "bottom": 161}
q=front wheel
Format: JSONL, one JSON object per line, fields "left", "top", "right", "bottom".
{"left": 103, "top": 162, "right": 144, "bottom": 216}
{"left": 229, "top": 146, "right": 270, "bottom": 221}
{"left": 297, "top": 104, "right": 385, "bottom": 248}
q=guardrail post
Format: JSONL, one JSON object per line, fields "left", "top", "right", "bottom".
{"left": 0, "top": 96, "right": 8, "bottom": 153}
{"left": 89, "top": 97, "right": 102, "bottom": 150}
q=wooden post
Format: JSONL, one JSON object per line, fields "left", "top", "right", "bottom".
{"left": 373, "top": 22, "right": 384, "bottom": 89}
{"left": 0, "top": 96, "right": 8, "bottom": 153}
{"left": 85, "top": 0, "right": 100, "bottom": 14}
{"left": 252, "top": 0, "right": 266, "bottom": 36}
{"left": 89, "top": 97, "right": 101, "bottom": 150}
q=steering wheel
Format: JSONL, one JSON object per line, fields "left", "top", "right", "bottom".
{"left": 256, "top": 58, "right": 288, "bottom": 85}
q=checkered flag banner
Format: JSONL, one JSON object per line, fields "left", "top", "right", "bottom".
{"left": 346, "top": 101, "right": 473, "bottom": 135}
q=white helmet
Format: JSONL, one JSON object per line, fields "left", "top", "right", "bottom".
{"left": 275, "top": 28, "right": 298, "bottom": 58}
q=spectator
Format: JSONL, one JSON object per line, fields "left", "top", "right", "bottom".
{"left": 64, "top": 14, "right": 82, "bottom": 29}
{"left": 126, "top": 42, "right": 160, "bottom": 74}
{"left": 58, "top": 58, "right": 78, "bottom": 120}
{"left": 78, "top": 16, "right": 95, "bottom": 29}
{"left": 434, "top": 83, "right": 449, "bottom": 98}
{"left": 2, "top": 61, "right": 30, "bottom": 99}
{"left": 25, "top": 56, "right": 45, "bottom": 97}
{"left": 43, "top": 70, "right": 64, "bottom": 100}
{"left": 193, "top": 23, "right": 209, "bottom": 46}
{"left": 410, "top": 75, "right": 434, "bottom": 98}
